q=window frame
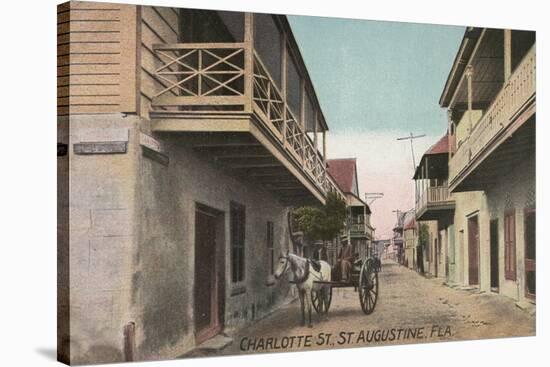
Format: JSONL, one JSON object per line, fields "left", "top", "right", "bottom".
{"left": 230, "top": 201, "right": 246, "bottom": 284}
{"left": 266, "top": 221, "right": 275, "bottom": 275}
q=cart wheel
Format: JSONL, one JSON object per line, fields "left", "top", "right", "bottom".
{"left": 312, "top": 286, "right": 333, "bottom": 314}
{"left": 359, "top": 259, "right": 379, "bottom": 315}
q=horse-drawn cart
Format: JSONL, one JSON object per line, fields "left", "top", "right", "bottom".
{"left": 311, "top": 257, "right": 380, "bottom": 315}
{"left": 285, "top": 212, "right": 380, "bottom": 322}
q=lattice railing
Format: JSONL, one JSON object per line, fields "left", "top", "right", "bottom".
{"left": 416, "top": 185, "right": 452, "bottom": 214}
{"left": 253, "top": 52, "right": 285, "bottom": 139}
{"left": 252, "top": 51, "right": 328, "bottom": 193}
{"left": 152, "top": 43, "right": 246, "bottom": 108}
{"left": 151, "top": 42, "right": 335, "bottom": 197}
{"left": 449, "top": 45, "right": 536, "bottom": 182}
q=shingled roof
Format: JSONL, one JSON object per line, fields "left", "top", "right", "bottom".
{"left": 327, "top": 158, "right": 358, "bottom": 194}
{"left": 425, "top": 134, "right": 449, "bottom": 155}
{"left": 413, "top": 134, "right": 449, "bottom": 179}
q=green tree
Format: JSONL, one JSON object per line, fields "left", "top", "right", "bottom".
{"left": 418, "top": 223, "right": 429, "bottom": 249}
{"left": 293, "top": 192, "right": 347, "bottom": 242}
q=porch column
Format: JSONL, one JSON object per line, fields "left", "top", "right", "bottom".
{"left": 447, "top": 108, "right": 454, "bottom": 158}
{"left": 314, "top": 110, "right": 319, "bottom": 151}
{"left": 323, "top": 131, "right": 327, "bottom": 162}
{"left": 243, "top": 13, "right": 254, "bottom": 113}
{"left": 504, "top": 29, "right": 512, "bottom": 82}
{"left": 465, "top": 65, "right": 474, "bottom": 134}
{"left": 281, "top": 33, "right": 288, "bottom": 145}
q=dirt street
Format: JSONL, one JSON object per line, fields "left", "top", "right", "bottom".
{"left": 219, "top": 261, "right": 535, "bottom": 356}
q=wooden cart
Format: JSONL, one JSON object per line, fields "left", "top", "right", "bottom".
{"left": 311, "top": 257, "right": 379, "bottom": 315}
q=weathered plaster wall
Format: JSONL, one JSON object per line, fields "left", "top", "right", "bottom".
{"left": 64, "top": 115, "right": 294, "bottom": 363}
{"left": 131, "top": 123, "right": 293, "bottom": 360}
{"left": 486, "top": 153, "right": 535, "bottom": 302}
{"left": 66, "top": 114, "right": 140, "bottom": 364}
{"left": 452, "top": 191, "right": 487, "bottom": 289}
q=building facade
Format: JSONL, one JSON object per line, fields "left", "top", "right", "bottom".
{"left": 412, "top": 27, "right": 535, "bottom": 302}
{"left": 403, "top": 217, "right": 417, "bottom": 270}
{"left": 58, "top": 2, "right": 346, "bottom": 364}
{"left": 327, "top": 159, "right": 375, "bottom": 260}
{"left": 442, "top": 27, "right": 535, "bottom": 303}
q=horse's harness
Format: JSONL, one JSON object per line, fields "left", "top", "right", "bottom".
{"left": 280, "top": 255, "right": 323, "bottom": 284}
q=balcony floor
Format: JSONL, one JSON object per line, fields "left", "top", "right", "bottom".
{"left": 152, "top": 125, "right": 325, "bottom": 206}
{"left": 416, "top": 202, "right": 455, "bottom": 222}
{"left": 450, "top": 113, "right": 535, "bottom": 193}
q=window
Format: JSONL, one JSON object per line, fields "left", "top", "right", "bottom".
{"left": 286, "top": 52, "right": 302, "bottom": 121}
{"left": 504, "top": 211, "right": 516, "bottom": 281}
{"left": 254, "top": 14, "right": 282, "bottom": 88}
{"left": 304, "top": 94, "right": 315, "bottom": 132}
{"left": 230, "top": 202, "right": 246, "bottom": 283}
{"left": 180, "top": 9, "right": 244, "bottom": 43}
{"left": 266, "top": 221, "right": 275, "bottom": 275}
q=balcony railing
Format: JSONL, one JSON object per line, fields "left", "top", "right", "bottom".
{"left": 151, "top": 43, "right": 332, "bottom": 196}
{"left": 415, "top": 185, "right": 452, "bottom": 214}
{"left": 350, "top": 223, "right": 366, "bottom": 234}
{"left": 449, "top": 45, "right": 536, "bottom": 184}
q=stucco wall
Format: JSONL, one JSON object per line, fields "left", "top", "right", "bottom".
{"left": 452, "top": 191, "right": 487, "bottom": 289}
{"left": 66, "top": 114, "right": 140, "bottom": 364}
{"left": 485, "top": 153, "right": 535, "bottom": 302}
{"left": 63, "top": 114, "right": 294, "bottom": 364}
{"left": 133, "top": 123, "right": 293, "bottom": 360}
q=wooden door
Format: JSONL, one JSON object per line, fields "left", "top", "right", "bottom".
{"left": 490, "top": 219, "right": 499, "bottom": 290}
{"left": 504, "top": 211, "right": 516, "bottom": 281}
{"left": 434, "top": 238, "right": 439, "bottom": 277}
{"left": 195, "top": 210, "right": 222, "bottom": 344}
{"left": 524, "top": 209, "right": 536, "bottom": 299}
{"left": 468, "top": 216, "right": 480, "bottom": 286}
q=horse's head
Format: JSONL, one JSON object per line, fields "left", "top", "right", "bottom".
{"left": 274, "top": 250, "right": 290, "bottom": 279}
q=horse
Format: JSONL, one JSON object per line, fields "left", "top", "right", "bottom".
{"left": 274, "top": 250, "right": 332, "bottom": 327}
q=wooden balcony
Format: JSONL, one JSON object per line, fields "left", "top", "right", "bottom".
{"left": 415, "top": 185, "right": 455, "bottom": 221}
{"left": 349, "top": 223, "right": 368, "bottom": 237}
{"left": 148, "top": 42, "right": 338, "bottom": 204}
{"left": 449, "top": 45, "right": 536, "bottom": 191}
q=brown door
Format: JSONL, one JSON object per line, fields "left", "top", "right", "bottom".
{"left": 434, "top": 238, "right": 439, "bottom": 277}
{"left": 195, "top": 209, "right": 222, "bottom": 344}
{"left": 524, "top": 209, "right": 536, "bottom": 300}
{"left": 468, "top": 215, "right": 480, "bottom": 286}
{"left": 490, "top": 219, "right": 499, "bottom": 290}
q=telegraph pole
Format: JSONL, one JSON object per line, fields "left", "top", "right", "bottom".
{"left": 397, "top": 132, "right": 426, "bottom": 170}
{"left": 365, "top": 192, "right": 384, "bottom": 205}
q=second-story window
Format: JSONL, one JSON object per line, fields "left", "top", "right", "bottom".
{"left": 254, "top": 14, "right": 282, "bottom": 89}
{"left": 304, "top": 94, "right": 315, "bottom": 132}
{"left": 180, "top": 9, "right": 244, "bottom": 43}
{"left": 230, "top": 202, "right": 246, "bottom": 283}
{"left": 266, "top": 221, "right": 275, "bottom": 275}
{"left": 287, "top": 52, "right": 302, "bottom": 121}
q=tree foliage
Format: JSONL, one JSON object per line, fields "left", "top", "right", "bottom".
{"left": 418, "top": 223, "right": 429, "bottom": 249}
{"left": 292, "top": 192, "right": 347, "bottom": 242}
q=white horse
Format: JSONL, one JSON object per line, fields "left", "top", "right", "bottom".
{"left": 274, "top": 251, "right": 332, "bottom": 327}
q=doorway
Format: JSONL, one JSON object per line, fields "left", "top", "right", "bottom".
{"left": 524, "top": 209, "right": 536, "bottom": 300}
{"left": 468, "top": 215, "right": 480, "bottom": 286}
{"left": 194, "top": 205, "right": 225, "bottom": 345}
{"left": 434, "top": 238, "right": 439, "bottom": 277}
{"left": 490, "top": 219, "right": 499, "bottom": 290}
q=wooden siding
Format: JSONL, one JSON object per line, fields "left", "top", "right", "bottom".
{"left": 57, "top": 1, "right": 138, "bottom": 115}
{"left": 139, "top": 5, "right": 180, "bottom": 118}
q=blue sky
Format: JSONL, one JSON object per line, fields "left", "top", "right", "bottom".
{"left": 289, "top": 16, "right": 464, "bottom": 136}
{"left": 288, "top": 16, "right": 465, "bottom": 238}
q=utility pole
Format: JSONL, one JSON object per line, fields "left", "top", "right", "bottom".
{"left": 397, "top": 132, "right": 426, "bottom": 171}
{"left": 365, "top": 192, "right": 384, "bottom": 205}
